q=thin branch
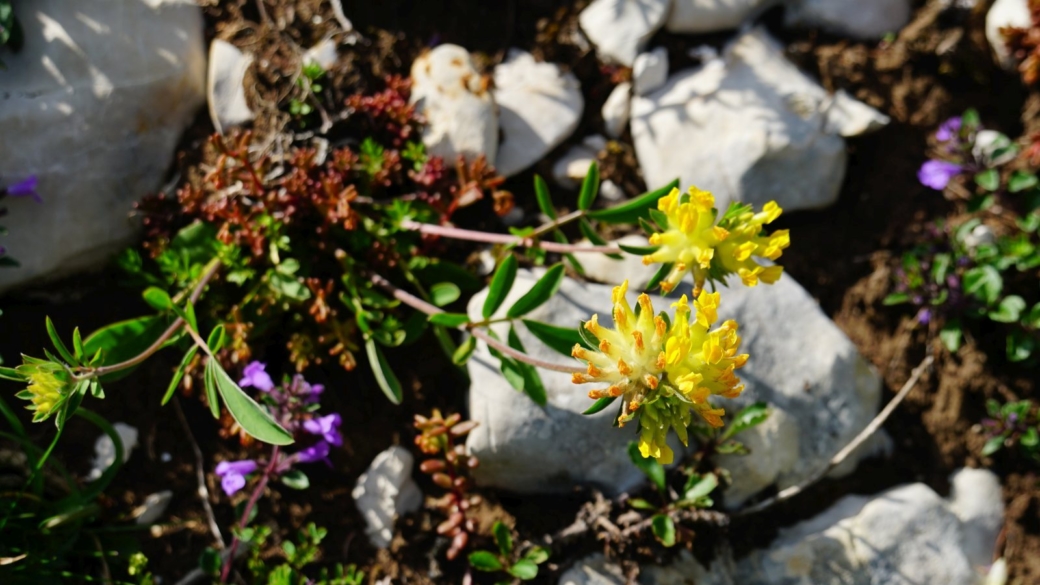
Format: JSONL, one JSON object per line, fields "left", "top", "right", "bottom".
{"left": 173, "top": 397, "right": 225, "bottom": 549}
{"left": 736, "top": 354, "right": 935, "bottom": 516}
{"left": 400, "top": 220, "right": 621, "bottom": 255}
{"left": 369, "top": 273, "right": 578, "bottom": 374}
{"left": 220, "top": 446, "right": 281, "bottom": 583}
{"left": 530, "top": 209, "right": 585, "bottom": 239}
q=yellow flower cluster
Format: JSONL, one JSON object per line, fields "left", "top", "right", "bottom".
{"left": 572, "top": 281, "right": 748, "bottom": 463}
{"left": 641, "top": 186, "right": 790, "bottom": 296}
{"left": 15, "top": 357, "right": 72, "bottom": 422}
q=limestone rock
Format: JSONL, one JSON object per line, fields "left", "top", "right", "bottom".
{"left": 633, "top": 47, "right": 669, "bottom": 96}
{"left": 784, "top": 0, "right": 912, "bottom": 40}
{"left": 666, "top": 0, "right": 775, "bottom": 34}
{"left": 410, "top": 44, "right": 498, "bottom": 165}
{"left": 133, "top": 491, "right": 173, "bottom": 525}
{"left": 559, "top": 554, "right": 627, "bottom": 585}
{"left": 352, "top": 446, "right": 423, "bottom": 548}
{"left": 208, "top": 40, "right": 255, "bottom": 133}
{"left": 579, "top": 0, "right": 672, "bottom": 66}
{"left": 493, "top": 50, "right": 584, "bottom": 177}
{"left": 0, "top": 0, "right": 205, "bottom": 292}
{"left": 87, "top": 423, "right": 139, "bottom": 481}
{"left": 552, "top": 136, "right": 606, "bottom": 189}
{"left": 986, "top": 0, "right": 1033, "bottom": 70}
{"left": 602, "top": 82, "right": 632, "bottom": 138}
{"left": 631, "top": 28, "right": 887, "bottom": 212}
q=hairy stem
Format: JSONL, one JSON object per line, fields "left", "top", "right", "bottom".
{"left": 530, "top": 209, "right": 586, "bottom": 238}
{"left": 400, "top": 220, "right": 620, "bottom": 254}
{"left": 220, "top": 445, "right": 281, "bottom": 583}
{"left": 369, "top": 273, "right": 577, "bottom": 374}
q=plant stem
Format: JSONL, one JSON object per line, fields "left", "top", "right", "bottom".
{"left": 220, "top": 445, "right": 281, "bottom": 583}
{"left": 736, "top": 354, "right": 934, "bottom": 516}
{"left": 530, "top": 209, "right": 586, "bottom": 238}
{"left": 73, "top": 259, "right": 221, "bottom": 380}
{"left": 369, "top": 273, "right": 577, "bottom": 374}
{"left": 400, "top": 220, "right": 620, "bottom": 254}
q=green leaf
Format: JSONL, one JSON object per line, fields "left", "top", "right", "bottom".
{"left": 493, "top": 521, "right": 513, "bottom": 556}
{"left": 974, "top": 169, "right": 1000, "bottom": 192}
{"left": 452, "top": 335, "right": 477, "bottom": 365}
{"left": 627, "top": 441, "right": 666, "bottom": 493}
{"left": 534, "top": 175, "right": 556, "bottom": 219}
{"left": 587, "top": 179, "right": 679, "bottom": 224}
{"left": 508, "top": 560, "right": 539, "bottom": 580}
{"left": 206, "top": 324, "right": 227, "bottom": 353}
{"left": 578, "top": 320, "right": 599, "bottom": 349}
{"left": 990, "top": 295, "right": 1026, "bottom": 323}
{"left": 1009, "top": 170, "right": 1039, "bottom": 193}
{"left": 46, "top": 317, "right": 77, "bottom": 365}
{"left": 523, "top": 319, "right": 589, "bottom": 357}
{"left": 142, "top": 287, "right": 173, "bottom": 311}
{"left": 981, "top": 435, "right": 1005, "bottom": 456}
{"left": 940, "top": 319, "right": 962, "bottom": 353}
{"left": 209, "top": 361, "right": 294, "bottom": 445}
{"left": 0, "top": 365, "right": 25, "bottom": 381}
{"left": 522, "top": 546, "right": 550, "bottom": 565}
{"left": 506, "top": 264, "right": 565, "bottom": 318}
{"left": 72, "top": 328, "right": 84, "bottom": 362}
{"left": 628, "top": 497, "right": 657, "bottom": 510}
{"left": 162, "top": 346, "right": 199, "bottom": 405}
{"left": 1021, "top": 426, "right": 1039, "bottom": 448}
{"left": 507, "top": 327, "right": 547, "bottom": 406}
{"left": 280, "top": 469, "right": 310, "bottom": 490}
{"left": 882, "top": 292, "right": 910, "bottom": 306}
{"left": 430, "top": 282, "right": 461, "bottom": 307}
{"left": 1024, "top": 303, "right": 1040, "bottom": 328}
{"left": 428, "top": 312, "right": 470, "bottom": 327}
{"left": 964, "top": 265, "right": 1002, "bottom": 304}
{"left": 483, "top": 255, "right": 518, "bottom": 319}
{"left": 203, "top": 358, "right": 220, "bottom": 419}
{"left": 720, "top": 402, "right": 769, "bottom": 442}
{"left": 618, "top": 242, "right": 660, "bottom": 256}
{"left": 468, "top": 551, "right": 503, "bottom": 572}
{"left": 651, "top": 514, "right": 676, "bottom": 547}
{"left": 577, "top": 162, "right": 600, "bottom": 210}
{"left": 583, "top": 395, "right": 618, "bottom": 415}
{"left": 646, "top": 262, "right": 673, "bottom": 292}
{"left": 578, "top": 219, "right": 624, "bottom": 260}
{"left": 683, "top": 473, "right": 718, "bottom": 502}
{"left": 84, "top": 315, "right": 171, "bottom": 382}
{"left": 365, "top": 338, "right": 403, "bottom": 404}
{"left": 1007, "top": 330, "right": 1035, "bottom": 362}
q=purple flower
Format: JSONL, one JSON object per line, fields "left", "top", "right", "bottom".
{"left": 296, "top": 440, "right": 331, "bottom": 466}
{"left": 918, "top": 160, "right": 962, "bottom": 190}
{"left": 215, "top": 459, "right": 258, "bottom": 496}
{"left": 4, "top": 176, "right": 42, "bottom": 203}
{"left": 916, "top": 308, "right": 932, "bottom": 325}
{"left": 935, "top": 117, "right": 962, "bottom": 142}
{"left": 303, "top": 413, "right": 342, "bottom": 446}
{"left": 305, "top": 382, "right": 325, "bottom": 404}
{"left": 239, "top": 361, "right": 275, "bottom": 392}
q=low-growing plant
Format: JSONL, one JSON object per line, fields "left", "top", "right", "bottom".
{"left": 0, "top": 1, "right": 22, "bottom": 68}
{"left": 230, "top": 522, "right": 364, "bottom": 585}
{"left": 626, "top": 442, "right": 719, "bottom": 547}
{"left": 981, "top": 399, "right": 1040, "bottom": 462}
{"left": 467, "top": 521, "right": 549, "bottom": 583}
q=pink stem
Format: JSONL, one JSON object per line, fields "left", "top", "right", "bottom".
{"left": 219, "top": 445, "right": 281, "bottom": 583}
{"left": 401, "top": 221, "right": 621, "bottom": 254}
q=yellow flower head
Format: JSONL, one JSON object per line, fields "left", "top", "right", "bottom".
{"left": 573, "top": 283, "right": 749, "bottom": 463}
{"left": 15, "top": 357, "right": 72, "bottom": 422}
{"left": 641, "top": 186, "right": 790, "bottom": 296}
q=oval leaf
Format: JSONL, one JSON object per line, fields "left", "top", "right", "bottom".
{"left": 493, "top": 521, "right": 513, "bottom": 556}
{"left": 142, "top": 287, "right": 173, "bottom": 311}
{"left": 452, "top": 335, "right": 477, "bottom": 365}
{"left": 83, "top": 316, "right": 172, "bottom": 383}
{"left": 577, "top": 162, "right": 600, "bottom": 210}
{"left": 534, "top": 174, "right": 556, "bottom": 219}
{"left": 483, "top": 255, "right": 518, "bottom": 319}
{"left": 651, "top": 514, "right": 676, "bottom": 547}
{"left": 508, "top": 559, "right": 539, "bottom": 580}
{"left": 506, "top": 264, "right": 565, "bottom": 318}
{"left": 430, "top": 282, "right": 461, "bottom": 307}
{"left": 627, "top": 441, "right": 665, "bottom": 493}
{"left": 468, "top": 551, "right": 503, "bottom": 572}
{"left": 210, "top": 361, "right": 294, "bottom": 445}
{"left": 586, "top": 179, "right": 679, "bottom": 224}
{"left": 365, "top": 338, "right": 403, "bottom": 404}
{"left": 523, "top": 319, "right": 589, "bottom": 356}
{"left": 428, "top": 312, "right": 470, "bottom": 327}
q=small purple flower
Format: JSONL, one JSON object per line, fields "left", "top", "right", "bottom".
{"left": 916, "top": 308, "right": 932, "bottom": 325}
{"left": 296, "top": 440, "right": 331, "bottom": 466}
{"left": 4, "top": 176, "right": 42, "bottom": 203}
{"left": 303, "top": 413, "right": 342, "bottom": 446}
{"left": 215, "top": 459, "right": 258, "bottom": 496}
{"left": 305, "top": 382, "right": 325, "bottom": 404}
{"left": 239, "top": 361, "right": 275, "bottom": 392}
{"left": 935, "top": 117, "right": 962, "bottom": 142}
{"left": 918, "top": 160, "right": 963, "bottom": 190}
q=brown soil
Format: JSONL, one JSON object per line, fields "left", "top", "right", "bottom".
{"left": 2, "top": 0, "right": 1039, "bottom": 583}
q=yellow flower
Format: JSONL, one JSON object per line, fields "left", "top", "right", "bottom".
{"left": 641, "top": 186, "right": 789, "bottom": 296}
{"left": 573, "top": 283, "right": 749, "bottom": 463}
{"left": 15, "top": 357, "right": 72, "bottom": 422}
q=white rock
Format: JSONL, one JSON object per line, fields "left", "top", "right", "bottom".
{"left": 352, "top": 446, "right": 423, "bottom": 549}
{"left": 640, "top": 550, "right": 735, "bottom": 585}
{"left": 303, "top": 38, "right": 339, "bottom": 70}
{"left": 631, "top": 28, "right": 887, "bottom": 212}
{"left": 783, "top": 0, "right": 911, "bottom": 40}
{"left": 986, "top": 558, "right": 1009, "bottom": 585}
{"left": 493, "top": 50, "right": 584, "bottom": 177}
{"left": 974, "top": 129, "right": 1018, "bottom": 166}
{"left": 600, "top": 179, "right": 625, "bottom": 201}
{"left": 552, "top": 136, "right": 606, "bottom": 189}
{"left": 558, "top": 554, "right": 627, "bottom": 585}
{"left": 821, "top": 90, "right": 891, "bottom": 137}
{"left": 410, "top": 44, "right": 498, "bottom": 165}
{"left": 666, "top": 0, "right": 775, "bottom": 34}
{"left": 986, "top": 0, "right": 1033, "bottom": 70}
{"left": 715, "top": 407, "right": 800, "bottom": 508}
{"left": 0, "top": 0, "right": 205, "bottom": 292}
{"left": 87, "top": 423, "right": 139, "bottom": 481}
{"left": 467, "top": 270, "right": 882, "bottom": 500}
{"left": 133, "top": 490, "right": 173, "bottom": 525}
{"left": 579, "top": 0, "right": 671, "bottom": 66}
{"left": 208, "top": 40, "right": 254, "bottom": 133}
{"left": 964, "top": 224, "right": 997, "bottom": 249}
{"left": 571, "top": 234, "right": 658, "bottom": 289}
{"left": 602, "top": 82, "right": 632, "bottom": 138}
{"left": 730, "top": 469, "right": 1005, "bottom": 584}
{"left": 633, "top": 47, "right": 669, "bottom": 96}
{"left": 947, "top": 468, "right": 1004, "bottom": 569}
